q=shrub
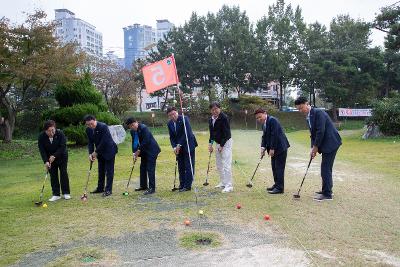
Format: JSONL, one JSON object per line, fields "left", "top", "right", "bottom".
{"left": 55, "top": 72, "right": 103, "bottom": 107}
{"left": 96, "top": 112, "right": 121, "bottom": 125}
{"left": 63, "top": 125, "right": 88, "bottom": 145}
{"left": 371, "top": 95, "right": 400, "bottom": 136}
{"left": 51, "top": 104, "right": 99, "bottom": 126}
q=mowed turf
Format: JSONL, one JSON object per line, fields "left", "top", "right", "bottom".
{"left": 0, "top": 129, "right": 399, "bottom": 266}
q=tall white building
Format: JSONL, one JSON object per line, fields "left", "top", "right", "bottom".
{"left": 156, "top": 19, "right": 174, "bottom": 42}
{"left": 54, "top": 9, "right": 103, "bottom": 57}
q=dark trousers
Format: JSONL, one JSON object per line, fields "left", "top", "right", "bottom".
{"left": 321, "top": 149, "right": 338, "bottom": 197}
{"left": 177, "top": 150, "right": 195, "bottom": 189}
{"left": 97, "top": 155, "right": 115, "bottom": 193}
{"left": 271, "top": 150, "right": 287, "bottom": 191}
{"left": 139, "top": 155, "right": 157, "bottom": 190}
{"left": 49, "top": 158, "right": 70, "bottom": 196}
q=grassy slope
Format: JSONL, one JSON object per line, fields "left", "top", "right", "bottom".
{"left": 0, "top": 129, "right": 399, "bottom": 266}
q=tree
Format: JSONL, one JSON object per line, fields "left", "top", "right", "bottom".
{"left": 294, "top": 22, "right": 329, "bottom": 106}
{"left": 91, "top": 57, "right": 137, "bottom": 116}
{"left": 374, "top": 3, "right": 400, "bottom": 51}
{"left": 210, "top": 5, "right": 258, "bottom": 97}
{"left": 374, "top": 3, "right": 400, "bottom": 96}
{"left": 255, "top": 0, "right": 305, "bottom": 109}
{"left": 0, "top": 10, "right": 83, "bottom": 142}
{"left": 297, "top": 15, "right": 385, "bottom": 121}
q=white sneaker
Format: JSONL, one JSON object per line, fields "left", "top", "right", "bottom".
{"left": 215, "top": 183, "right": 225, "bottom": 189}
{"left": 63, "top": 194, "right": 71, "bottom": 200}
{"left": 48, "top": 196, "right": 61, "bottom": 202}
{"left": 222, "top": 186, "right": 233, "bottom": 193}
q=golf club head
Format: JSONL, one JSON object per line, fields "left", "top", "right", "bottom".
{"left": 203, "top": 181, "right": 209, "bottom": 186}
{"left": 34, "top": 201, "right": 42, "bottom": 206}
{"left": 171, "top": 187, "right": 178, "bottom": 191}
{"left": 123, "top": 192, "right": 129, "bottom": 196}
{"left": 293, "top": 194, "right": 301, "bottom": 199}
{"left": 80, "top": 193, "right": 88, "bottom": 201}
{"left": 246, "top": 182, "right": 253, "bottom": 188}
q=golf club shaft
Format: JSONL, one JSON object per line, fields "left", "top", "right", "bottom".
{"left": 38, "top": 171, "right": 49, "bottom": 202}
{"left": 205, "top": 151, "right": 212, "bottom": 183}
{"left": 250, "top": 155, "right": 264, "bottom": 182}
{"left": 126, "top": 158, "right": 136, "bottom": 190}
{"left": 296, "top": 157, "right": 313, "bottom": 195}
{"left": 83, "top": 161, "right": 93, "bottom": 194}
{"left": 173, "top": 156, "right": 178, "bottom": 188}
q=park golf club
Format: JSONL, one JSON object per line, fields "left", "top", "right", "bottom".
{"left": 171, "top": 156, "right": 179, "bottom": 191}
{"left": 80, "top": 160, "right": 93, "bottom": 201}
{"left": 203, "top": 151, "right": 212, "bottom": 186}
{"left": 123, "top": 158, "right": 137, "bottom": 196}
{"left": 34, "top": 170, "right": 49, "bottom": 206}
{"left": 293, "top": 157, "right": 313, "bottom": 199}
{"left": 246, "top": 154, "right": 264, "bottom": 188}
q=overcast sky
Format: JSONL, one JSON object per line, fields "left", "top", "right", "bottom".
{"left": 0, "top": 0, "right": 394, "bottom": 57}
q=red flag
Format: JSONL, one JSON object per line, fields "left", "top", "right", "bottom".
{"left": 142, "top": 55, "right": 179, "bottom": 93}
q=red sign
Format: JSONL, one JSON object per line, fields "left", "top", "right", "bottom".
{"left": 142, "top": 55, "right": 179, "bottom": 93}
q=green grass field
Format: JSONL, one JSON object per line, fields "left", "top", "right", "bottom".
{"left": 0, "top": 129, "right": 399, "bottom": 266}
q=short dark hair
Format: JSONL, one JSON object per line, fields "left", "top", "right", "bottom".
{"left": 294, "top": 96, "right": 308, "bottom": 105}
{"left": 254, "top": 108, "right": 266, "bottom": 115}
{"left": 209, "top": 102, "right": 221, "bottom": 109}
{"left": 166, "top": 106, "right": 176, "bottom": 114}
{"left": 43, "top": 120, "right": 56, "bottom": 131}
{"left": 125, "top": 117, "right": 137, "bottom": 126}
{"left": 83, "top": 114, "right": 96, "bottom": 122}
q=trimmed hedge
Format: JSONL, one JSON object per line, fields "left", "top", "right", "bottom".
{"left": 63, "top": 125, "right": 88, "bottom": 146}
{"left": 51, "top": 103, "right": 99, "bottom": 126}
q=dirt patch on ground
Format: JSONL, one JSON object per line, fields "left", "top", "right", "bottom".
{"left": 14, "top": 221, "right": 310, "bottom": 266}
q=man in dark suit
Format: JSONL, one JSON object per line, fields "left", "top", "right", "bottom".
{"left": 125, "top": 117, "right": 161, "bottom": 195}
{"left": 208, "top": 102, "right": 234, "bottom": 193}
{"left": 38, "top": 120, "right": 71, "bottom": 201}
{"left": 166, "top": 107, "right": 198, "bottom": 192}
{"left": 84, "top": 114, "right": 118, "bottom": 197}
{"left": 295, "top": 97, "right": 342, "bottom": 201}
{"left": 254, "top": 108, "right": 290, "bottom": 194}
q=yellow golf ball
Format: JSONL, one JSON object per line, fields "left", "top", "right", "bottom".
{"left": 198, "top": 210, "right": 204, "bottom": 215}
{"left": 42, "top": 203, "right": 48, "bottom": 208}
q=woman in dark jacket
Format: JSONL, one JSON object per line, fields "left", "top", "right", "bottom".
{"left": 38, "top": 120, "right": 70, "bottom": 201}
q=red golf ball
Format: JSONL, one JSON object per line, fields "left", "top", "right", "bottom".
{"left": 236, "top": 203, "right": 242, "bottom": 209}
{"left": 264, "top": 214, "right": 270, "bottom": 221}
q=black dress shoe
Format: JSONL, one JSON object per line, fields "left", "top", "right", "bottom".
{"left": 179, "top": 187, "right": 191, "bottom": 192}
{"left": 135, "top": 187, "right": 148, "bottom": 191}
{"left": 267, "top": 185, "right": 276, "bottom": 191}
{"left": 268, "top": 188, "right": 284, "bottom": 194}
{"left": 90, "top": 189, "right": 104, "bottom": 194}
{"left": 102, "top": 191, "right": 112, "bottom": 197}
{"left": 143, "top": 189, "right": 155, "bottom": 195}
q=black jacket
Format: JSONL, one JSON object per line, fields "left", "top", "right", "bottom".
{"left": 167, "top": 115, "right": 198, "bottom": 152}
{"left": 209, "top": 112, "right": 231, "bottom": 147}
{"left": 309, "top": 108, "right": 342, "bottom": 153}
{"left": 134, "top": 123, "right": 161, "bottom": 158}
{"left": 86, "top": 121, "right": 118, "bottom": 160}
{"left": 38, "top": 129, "right": 68, "bottom": 163}
{"left": 261, "top": 116, "right": 290, "bottom": 155}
